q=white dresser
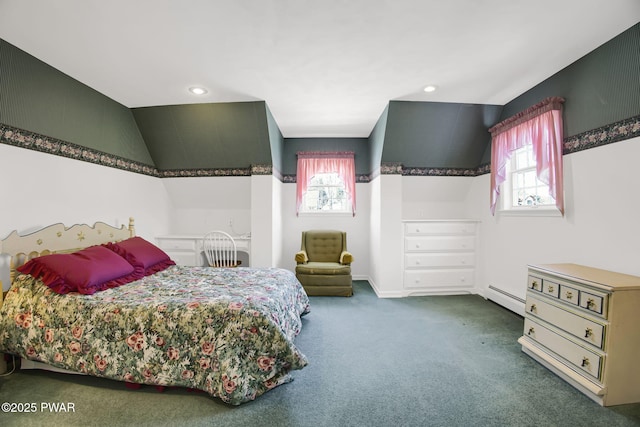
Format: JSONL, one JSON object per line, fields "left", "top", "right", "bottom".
{"left": 155, "top": 235, "right": 251, "bottom": 267}
{"left": 518, "top": 263, "right": 640, "bottom": 406}
{"left": 402, "top": 220, "right": 478, "bottom": 295}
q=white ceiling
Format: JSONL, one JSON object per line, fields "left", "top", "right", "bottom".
{"left": 1, "top": 0, "right": 639, "bottom": 138}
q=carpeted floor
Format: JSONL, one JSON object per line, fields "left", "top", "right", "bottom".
{"left": 1, "top": 280, "right": 639, "bottom": 426}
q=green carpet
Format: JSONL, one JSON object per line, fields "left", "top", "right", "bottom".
{"left": 1, "top": 280, "right": 639, "bottom": 426}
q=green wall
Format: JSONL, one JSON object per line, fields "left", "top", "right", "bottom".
{"left": 132, "top": 101, "right": 273, "bottom": 170}
{"left": 266, "top": 105, "right": 284, "bottom": 174}
{"left": 0, "top": 39, "right": 154, "bottom": 166}
{"left": 498, "top": 22, "right": 640, "bottom": 138}
{"left": 368, "top": 104, "right": 389, "bottom": 172}
{"left": 382, "top": 101, "right": 502, "bottom": 168}
{"left": 2, "top": 21, "right": 638, "bottom": 175}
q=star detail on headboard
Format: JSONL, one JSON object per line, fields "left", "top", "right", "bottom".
{"left": 77, "top": 232, "right": 85, "bottom": 241}
{"left": 36, "top": 239, "right": 43, "bottom": 245}
{"left": 56, "top": 232, "right": 62, "bottom": 237}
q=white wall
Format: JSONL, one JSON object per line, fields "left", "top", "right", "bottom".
{"left": 7, "top": 135, "right": 637, "bottom": 304}
{"left": 271, "top": 177, "right": 283, "bottom": 267}
{"left": 162, "top": 176, "right": 252, "bottom": 236}
{"left": 0, "top": 144, "right": 172, "bottom": 291}
{"left": 371, "top": 175, "right": 404, "bottom": 297}
{"left": 468, "top": 136, "right": 640, "bottom": 314}
{"left": 402, "top": 175, "right": 474, "bottom": 220}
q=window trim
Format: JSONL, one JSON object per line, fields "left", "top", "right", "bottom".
{"left": 501, "top": 144, "right": 558, "bottom": 214}
{"left": 299, "top": 172, "right": 352, "bottom": 214}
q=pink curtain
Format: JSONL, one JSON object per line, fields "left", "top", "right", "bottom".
{"left": 489, "top": 97, "right": 565, "bottom": 215}
{"left": 296, "top": 151, "right": 356, "bottom": 216}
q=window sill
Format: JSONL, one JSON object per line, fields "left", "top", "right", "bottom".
{"left": 298, "top": 211, "right": 354, "bottom": 218}
{"left": 498, "top": 207, "right": 563, "bottom": 217}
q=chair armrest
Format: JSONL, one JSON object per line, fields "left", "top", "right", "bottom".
{"left": 340, "top": 251, "right": 353, "bottom": 265}
{"left": 295, "top": 251, "right": 308, "bottom": 264}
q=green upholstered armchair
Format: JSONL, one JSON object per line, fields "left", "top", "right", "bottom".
{"left": 295, "top": 230, "right": 353, "bottom": 296}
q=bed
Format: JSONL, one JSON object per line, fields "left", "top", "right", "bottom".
{"left": 0, "top": 218, "right": 310, "bottom": 405}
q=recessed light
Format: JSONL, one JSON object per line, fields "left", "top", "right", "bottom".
{"left": 189, "top": 87, "right": 208, "bottom": 95}
{"left": 423, "top": 85, "right": 437, "bottom": 93}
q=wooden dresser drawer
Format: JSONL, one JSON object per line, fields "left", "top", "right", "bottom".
{"left": 579, "top": 290, "right": 606, "bottom": 317}
{"left": 528, "top": 275, "right": 543, "bottom": 292}
{"left": 524, "top": 318, "right": 603, "bottom": 381}
{"left": 526, "top": 295, "right": 605, "bottom": 349}
{"left": 559, "top": 284, "right": 580, "bottom": 306}
{"left": 542, "top": 279, "right": 560, "bottom": 298}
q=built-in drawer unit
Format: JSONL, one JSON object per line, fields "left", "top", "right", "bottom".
{"left": 156, "top": 236, "right": 201, "bottom": 266}
{"left": 518, "top": 263, "right": 640, "bottom": 406}
{"left": 156, "top": 235, "right": 252, "bottom": 267}
{"left": 402, "top": 220, "right": 478, "bottom": 295}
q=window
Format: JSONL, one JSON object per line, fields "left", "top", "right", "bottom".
{"left": 300, "top": 172, "right": 350, "bottom": 213}
{"left": 296, "top": 151, "right": 355, "bottom": 216}
{"left": 503, "top": 144, "right": 556, "bottom": 210}
{"left": 489, "top": 97, "right": 565, "bottom": 216}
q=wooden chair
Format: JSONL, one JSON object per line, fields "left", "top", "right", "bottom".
{"left": 203, "top": 231, "right": 241, "bottom": 267}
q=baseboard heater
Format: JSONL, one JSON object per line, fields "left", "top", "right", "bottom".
{"left": 487, "top": 285, "right": 525, "bottom": 315}
{"left": 488, "top": 285, "right": 525, "bottom": 303}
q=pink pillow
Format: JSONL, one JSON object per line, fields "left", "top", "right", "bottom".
{"left": 17, "top": 245, "right": 140, "bottom": 295}
{"left": 104, "top": 237, "right": 175, "bottom": 276}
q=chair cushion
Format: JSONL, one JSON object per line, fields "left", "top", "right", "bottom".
{"left": 295, "top": 262, "right": 351, "bottom": 275}
{"left": 304, "top": 231, "right": 345, "bottom": 263}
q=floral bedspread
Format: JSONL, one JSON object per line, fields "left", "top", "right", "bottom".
{"left": 0, "top": 266, "right": 310, "bottom": 405}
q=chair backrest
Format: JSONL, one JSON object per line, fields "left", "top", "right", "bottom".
{"left": 301, "top": 230, "right": 346, "bottom": 263}
{"left": 203, "top": 231, "right": 238, "bottom": 267}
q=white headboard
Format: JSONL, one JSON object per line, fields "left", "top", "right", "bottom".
{"left": 0, "top": 217, "right": 135, "bottom": 285}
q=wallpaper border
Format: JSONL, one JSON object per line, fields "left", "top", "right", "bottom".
{"left": 2, "top": 113, "right": 639, "bottom": 179}
{"left": 0, "top": 123, "right": 161, "bottom": 177}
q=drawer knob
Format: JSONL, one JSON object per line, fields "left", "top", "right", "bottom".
{"left": 531, "top": 281, "right": 539, "bottom": 290}
{"left": 585, "top": 328, "right": 593, "bottom": 338}
{"left": 529, "top": 304, "right": 537, "bottom": 313}
{"left": 415, "top": 244, "right": 420, "bottom": 249}
{"left": 586, "top": 298, "right": 595, "bottom": 309}
{"left": 527, "top": 327, "right": 535, "bottom": 336}
{"left": 416, "top": 228, "right": 420, "bottom": 232}
{"left": 415, "top": 261, "right": 421, "bottom": 265}
{"left": 547, "top": 285, "right": 554, "bottom": 293}
{"left": 565, "top": 291, "right": 573, "bottom": 299}
{"left": 581, "top": 357, "right": 590, "bottom": 367}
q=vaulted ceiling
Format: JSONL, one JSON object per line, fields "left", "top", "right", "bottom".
{"left": 1, "top": 0, "right": 638, "bottom": 139}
